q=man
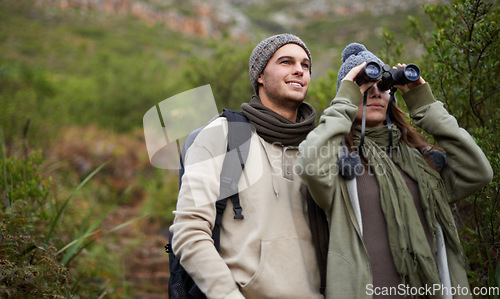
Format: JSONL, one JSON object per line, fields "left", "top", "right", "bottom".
{"left": 170, "top": 33, "right": 323, "bottom": 299}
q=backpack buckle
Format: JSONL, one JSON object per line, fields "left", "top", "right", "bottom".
{"left": 233, "top": 206, "right": 244, "bottom": 220}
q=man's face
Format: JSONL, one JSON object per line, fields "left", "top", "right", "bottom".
{"left": 257, "top": 44, "right": 311, "bottom": 110}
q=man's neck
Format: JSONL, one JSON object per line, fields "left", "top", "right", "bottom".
{"left": 259, "top": 96, "right": 300, "bottom": 122}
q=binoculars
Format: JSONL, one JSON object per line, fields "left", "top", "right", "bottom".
{"left": 355, "top": 62, "right": 420, "bottom": 91}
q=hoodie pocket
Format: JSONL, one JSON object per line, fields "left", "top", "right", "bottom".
{"left": 240, "top": 236, "right": 317, "bottom": 299}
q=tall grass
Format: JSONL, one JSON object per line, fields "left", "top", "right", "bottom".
{"left": 0, "top": 131, "right": 142, "bottom": 297}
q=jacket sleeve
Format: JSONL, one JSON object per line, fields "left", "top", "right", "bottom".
{"left": 402, "top": 83, "right": 493, "bottom": 203}
{"left": 296, "top": 81, "right": 362, "bottom": 213}
{"left": 170, "top": 118, "right": 244, "bottom": 299}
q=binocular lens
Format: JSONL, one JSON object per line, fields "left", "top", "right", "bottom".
{"left": 355, "top": 61, "right": 382, "bottom": 86}
{"left": 404, "top": 65, "right": 420, "bottom": 81}
{"left": 365, "top": 63, "right": 381, "bottom": 79}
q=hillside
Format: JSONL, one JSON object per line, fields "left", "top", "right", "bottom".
{"left": 34, "top": 0, "right": 440, "bottom": 75}
{"left": 36, "top": 0, "right": 441, "bottom": 36}
{"left": 0, "top": 0, "right": 441, "bottom": 143}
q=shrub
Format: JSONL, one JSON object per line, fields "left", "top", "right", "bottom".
{"left": 0, "top": 147, "right": 70, "bottom": 297}
{"left": 408, "top": 0, "right": 499, "bottom": 291}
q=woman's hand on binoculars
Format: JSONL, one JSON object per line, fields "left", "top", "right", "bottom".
{"left": 343, "top": 62, "right": 376, "bottom": 94}
{"left": 393, "top": 63, "right": 426, "bottom": 93}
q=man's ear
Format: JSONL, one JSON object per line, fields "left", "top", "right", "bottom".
{"left": 257, "top": 74, "right": 264, "bottom": 84}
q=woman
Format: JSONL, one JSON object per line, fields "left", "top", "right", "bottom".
{"left": 296, "top": 43, "right": 493, "bottom": 298}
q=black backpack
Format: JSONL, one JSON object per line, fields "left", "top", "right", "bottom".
{"left": 166, "top": 109, "right": 251, "bottom": 299}
{"left": 165, "top": 109, "right": 329, "bottom": 298}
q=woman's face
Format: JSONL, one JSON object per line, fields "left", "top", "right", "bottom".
{"left": 354, "top": 84, "right": 391, "bottom": 127}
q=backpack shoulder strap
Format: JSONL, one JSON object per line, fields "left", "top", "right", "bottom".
{"left": 178, "top": 126, "right": 204, "bottom": 189}
{"left": 217, "top": 109, "right": 251, "bottom": 200}
{"left": 212, "top": 109, "right": 251, "bottom": 250}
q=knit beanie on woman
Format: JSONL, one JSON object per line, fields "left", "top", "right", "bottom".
{"left": 336, "top": 43, "right": 384, "bottom": 92}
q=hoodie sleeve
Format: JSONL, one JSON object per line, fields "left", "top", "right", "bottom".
{"left": 297, "top": 81, "right": 362, "bottom": 213}
{"left": 402, "top": 83, "right": 493, "bottom": 202}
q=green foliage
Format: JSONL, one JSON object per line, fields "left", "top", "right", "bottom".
{"left": 46, "top": 161, "right": 109, "bottom": 244}
{"left": 458, "top": 123, "right": 500, "bottom": 293}
{"left": 408, "top": 0, "right": 499, "bottom": 292}
{"left": 0, "top": 235, "right": 70, "bottom": 298}
{"left": 0, "top": 146, "right": 49, "bottom": 235}
{"left": 0, "top": 61, "right": 65, "bottom": 150}
{"left": 409, "top": 0, "right": 499, "bottom": 129}
{"left": 378, "top": 28, "right": 404, "bottom": 66}
{"left": 0, "top": 0, "right": 196, "bottom": 141}
{"left": 0, "top": 138, "right": 140, "bottom": 297}
{"left": 0, "top": 147, "right": 70, "bottom": 297}
{"left": 140, "top": 169, "right": 179, "bottom": 225}
{"left": 307, "top": 70, "right": 337, "bottom": 117}
{"left": 182, "top": 38, "right": 255, "bottom": 111}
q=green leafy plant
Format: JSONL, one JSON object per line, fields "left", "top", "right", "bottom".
{"left": 140, "top": 169, "right": 179, "bottom": 226}
{"left": 182, "top": 38, "right": 255, "bottom": 111}
{"left": 408, "top": 0, "right": 499, "bottom": 293}
{"left": 0, "top": 132, "right": 70, "bottom": 297}
{"left": 307, "top": 69, "right": 337, "bottom": 117}
{"left": 409, "top": 0, "right": 499, "bottom": 129}
{"left": 0, "top": 130, "right": 141, "bottom": 297}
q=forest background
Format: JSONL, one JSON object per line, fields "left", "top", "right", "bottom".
{"left": 0, "top": 0, "right": 498, "bottom": 298}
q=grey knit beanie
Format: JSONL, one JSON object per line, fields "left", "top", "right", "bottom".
{"left": 336, "top": 43, "right": 384, "bottom": 92}
{"left": 249, "top": 33, "right": 312, "bottom": 94}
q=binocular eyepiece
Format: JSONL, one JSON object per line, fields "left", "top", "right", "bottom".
{"left": 355, "top": 62, "right": 420, "bottom": 91}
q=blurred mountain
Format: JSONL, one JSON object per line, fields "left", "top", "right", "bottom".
{"left": 34, "top": 0, "right": 443, "bottom": 76}
{"left": 37, "top": 0, "right": 443, "bottom": 40}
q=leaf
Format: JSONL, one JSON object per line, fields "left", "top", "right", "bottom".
{"left": 57, "top": 213, "right": 146, "bottom": 262}
{"left": 46, "top": 160, "right": 110, "bottom": 243}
